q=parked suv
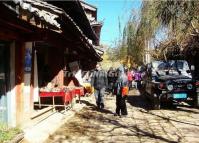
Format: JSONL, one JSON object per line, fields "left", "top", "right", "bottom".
{"left": 143, "top": 60, "right": 196, "bottom": 109}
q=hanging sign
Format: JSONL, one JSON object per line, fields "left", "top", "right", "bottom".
{"left": 24, "top": 47, "right": 32, "bottom": 72}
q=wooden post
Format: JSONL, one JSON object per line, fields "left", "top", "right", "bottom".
{"left": 30, "top": 45, "right": 35, "bottom": 111}
{"left": 15, "top": 41, "right": 25, "bottom": 126}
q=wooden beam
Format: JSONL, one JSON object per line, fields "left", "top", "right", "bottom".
{"left": 15, "top": 41, "right": 25, "bottom": 126}
{"left": 0, "top": 25, "right": 23, "bottom": 41}
{"left": 30, "top": 46, "right": 35, "bottom": 114}
{"left": 23, "top": 31, "right": 48, "bottom": 42}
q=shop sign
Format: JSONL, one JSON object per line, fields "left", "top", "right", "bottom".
{"left": 24, "top": 47, "right": 32, "bottom": 72}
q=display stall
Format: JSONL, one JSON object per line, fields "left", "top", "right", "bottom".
{"left": 74, "top": 87, "right": 84, "bottom": 103}
{"left": 35, "top": 82, "right": 84, "bottom": 111}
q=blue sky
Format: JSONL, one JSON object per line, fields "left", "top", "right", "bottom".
{"left": 86, "top": 0, "right": 142, "bottom": 47}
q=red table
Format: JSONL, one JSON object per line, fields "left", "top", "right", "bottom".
{"left": 75, "top": 87, "right": 84, "bottom": 96}
{"left": 74, "top": 87, "right": 84, "bottom": 103}
{"left": 39, "top": 90, "right": 74, "bottom": 110}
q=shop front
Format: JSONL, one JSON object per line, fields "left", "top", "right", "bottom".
{"left": 33, "top": 42, "right": 85, "bottom": 110}
{"left": 0, "top": 0, "right": 102, "bottom": 127}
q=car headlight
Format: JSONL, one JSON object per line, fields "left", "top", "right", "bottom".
{"left": 187, "top": 83, "right": 193, "bottom": 90}
{"left": 167, "top": 84, "right": 174, "bottom": 91}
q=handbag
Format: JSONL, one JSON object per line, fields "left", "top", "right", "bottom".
{"left": 122, "top": 86, "right": 129, "bottom": 96}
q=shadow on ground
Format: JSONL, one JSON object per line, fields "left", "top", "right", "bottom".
{"left": 127, "top": 89, "right": 199, "bottom": 113}
{"left": 81, "top": 100, "right": 114, "bottom": 115}
{"left": 47, "top": 106, "right": 180, "bottom": 143}
{"left": 127, "top": 94, "right": 153, "bottom": 110}
{"left": 126, "top": 89, "right": 199, "bottom": 127}
{"left": 46, "top": 96, "right": 181, "bottom": 143}
{"left": 139, "top": 109, "right": 199, "bottom": 127}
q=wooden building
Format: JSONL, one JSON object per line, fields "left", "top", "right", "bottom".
{"left": 0, "top": 0, "right": 102, "bottom": 127}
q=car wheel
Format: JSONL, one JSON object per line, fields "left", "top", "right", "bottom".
{"left": 167, "top": 101, "right": 176, "bottom": 109}
{"left": 187, "top": 95, "right": 197, "bottom": 107}
{"left": 153, "top": 101, "right": 160, "bottom": 110}
{"left": 194, "top": 92, "right": 199, "bottom": 108}
{"left": 160, "top": 100, "right": 176, "bottom": 109}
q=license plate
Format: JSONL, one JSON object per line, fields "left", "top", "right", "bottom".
{"left": 173, "top": 93, "right": 187, "bottom": 99}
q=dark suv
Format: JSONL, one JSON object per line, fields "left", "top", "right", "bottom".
{"left": 143, "top": 60, "right": 196, "bottom": 109}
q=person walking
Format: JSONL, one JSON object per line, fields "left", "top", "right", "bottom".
{"left": 114, "top": 65, "right": 128, "bottom": 117}
{"left": 134, "top": 69, "right": 142, "bottom": 89}
{"left": 107, "top": 67, "right": 115, "bottom": 95}
{"left": 127, "top": 68, "right": 133, "bottom": 90}
{"left": 91, "top": 64, "right": 108, "bottom": 109}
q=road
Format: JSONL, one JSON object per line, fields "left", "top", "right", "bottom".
{"left": 46, "top": 89, "right": 199, "bottom": 143}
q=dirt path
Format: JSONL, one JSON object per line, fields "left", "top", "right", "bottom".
{"left": 45, "top": 89, "right": 199, "bottom": 143}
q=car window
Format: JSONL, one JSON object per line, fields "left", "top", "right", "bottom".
{"left": 157, "top": 62, "right": 169, "bottom": 70}
{"left": 171, "top": 61, "right": 184, "bottom": 70}
{"left": 152, "top": 61, "right": 163, "bottom": 69}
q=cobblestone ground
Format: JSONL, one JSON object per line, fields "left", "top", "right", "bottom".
{"left": 46, "top": 89, "right": 199, "bottom": 143}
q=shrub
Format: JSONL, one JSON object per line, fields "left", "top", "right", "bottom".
{"left": 0, "top": 123, "right": 21, "bottom": 143}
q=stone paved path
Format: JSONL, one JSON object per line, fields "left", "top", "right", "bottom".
{"left": 46, "top": 89, "right": 199, "bottom": 143}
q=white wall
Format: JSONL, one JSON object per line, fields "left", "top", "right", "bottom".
{"left": 23, "top": 42, "right": 32, "bottom": 118}
{"left": 7, "top": 42, "right": 16, "bottom": 127}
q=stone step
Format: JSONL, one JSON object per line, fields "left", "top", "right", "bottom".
{"left": 21, "top": 107, "right": 55, "bottom": 129}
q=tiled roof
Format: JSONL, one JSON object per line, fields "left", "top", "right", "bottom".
{"left": 3, "top": 0, "right": 102, "bottom": 61}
